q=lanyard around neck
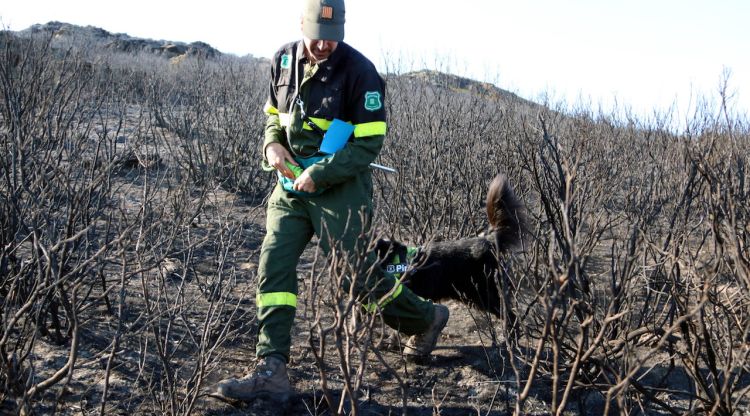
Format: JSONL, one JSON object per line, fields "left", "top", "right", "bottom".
{"left": 286, "top": 44, "right": 325, "bottom": 157}
{"left": 292, "top": 45, "right": 325, "bottom": 137}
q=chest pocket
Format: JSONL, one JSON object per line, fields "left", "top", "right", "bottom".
{"left": 274, "top": 69, "right": 295, "bottom": 114}
{"left": 311, "top": 79, "right": 344, "bottom": 120}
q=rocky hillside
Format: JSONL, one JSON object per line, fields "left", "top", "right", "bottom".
{"left": 403, "top": 69, "right": 531, "bottom": 105}
{"left": 20, "top": 21, "right": 222, "bottom": 60}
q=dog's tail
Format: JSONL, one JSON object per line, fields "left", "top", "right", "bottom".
{"left": 486, "top": 174, "right": 526, "bottom": 252}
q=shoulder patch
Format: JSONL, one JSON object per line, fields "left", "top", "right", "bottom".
{"left": 364, "top": 91, "right": 382, "bottom": 111}
{"left": 280, "top": 54, "right": 292, "bottom": 69}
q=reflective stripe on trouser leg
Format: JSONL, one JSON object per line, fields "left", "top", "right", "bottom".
{"left": 257, "top": 292, "right": 298, "bottom": 308}
{"left": 364, "top": 277, "right": 403, "bottom": 312}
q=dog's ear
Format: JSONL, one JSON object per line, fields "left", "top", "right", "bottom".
{"left": 374, "top": 238, "right": 392, "bottom": 259}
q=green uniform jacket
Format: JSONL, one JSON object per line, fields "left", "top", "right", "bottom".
{"left": 262, "top": 40, "right": 387, "bottom": 190}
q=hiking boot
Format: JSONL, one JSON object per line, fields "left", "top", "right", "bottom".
{"left": 404, "top": 304, "right": 449, "bottom": 359}
{"left": 215, "top": 355, "right": 291, "bottom": 402}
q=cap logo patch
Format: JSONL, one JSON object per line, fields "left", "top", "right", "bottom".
{"left": 321, "top": 6, "right": 334, "bottom": 20}
{"left": 364, "top": 91, "right": 382, "bottom": 111}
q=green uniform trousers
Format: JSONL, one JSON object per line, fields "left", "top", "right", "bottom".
{"left": 255, "top": 174, "right": 434, "bottom": 362}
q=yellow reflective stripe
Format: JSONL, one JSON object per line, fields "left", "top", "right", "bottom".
{"left": 264, "top": 102, "right": 278, "bottom": 115}
{"left": 353, "top": 121, "right": 387, "bottom": 138}
{"left": 364, "top": 278, "right": 404, "bottom": 313}
{"left": 277, "top": 115, "right": 384, "bottom": 137}
{"left": 301, "top": 117, "right": 333, "bottom": 131}
{"left": 257, "top": 292, "right": 297, "bottom": 308}
{"left": 391, "top": 254, "right": 402, "bottom": 279}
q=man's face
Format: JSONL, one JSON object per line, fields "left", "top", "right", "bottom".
{"left": 303, "top": 37, "right": 338, "bottom": 63}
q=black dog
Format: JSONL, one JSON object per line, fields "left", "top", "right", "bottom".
{"left": 375, "top": 174, "right": 526, "bottom": 318}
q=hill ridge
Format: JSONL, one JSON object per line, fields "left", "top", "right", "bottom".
{"left": 9, "top": 21, "right": 536, "bottom": 109}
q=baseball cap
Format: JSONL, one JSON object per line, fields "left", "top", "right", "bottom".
{"left": 302, "top": 0, "right": 345, "bottom": 42}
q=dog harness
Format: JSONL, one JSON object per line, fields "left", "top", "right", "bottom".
{"left": 384, "top": 246, "right": 420, "bottom": 279}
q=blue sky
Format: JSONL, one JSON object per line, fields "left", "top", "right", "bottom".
{"left": 2, "top": 0, "right": 748, "bottom": 121}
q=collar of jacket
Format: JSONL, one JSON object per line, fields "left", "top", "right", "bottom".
{"left": 295, "top": 40, "right": 351, "bottom": 83}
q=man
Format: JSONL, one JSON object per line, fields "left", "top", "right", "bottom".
{"left": 216, "top": 0, "right": 449, "bottom": 403}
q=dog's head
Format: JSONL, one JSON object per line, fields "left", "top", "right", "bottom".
{"left": 373, "top": 238, "right": 408, "bottom": 264}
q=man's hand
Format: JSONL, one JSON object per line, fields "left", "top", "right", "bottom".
{"left": 266, "top": 143, "right": 297, "bottom": 179}
{"left": 293, "top": 170, "right": 317, "bottom": 193}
